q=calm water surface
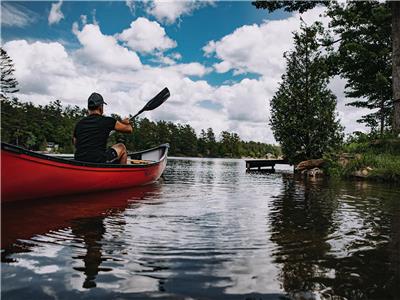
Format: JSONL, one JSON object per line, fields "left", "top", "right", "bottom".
{"left": 1, "top": 158, "right": 400, "bottom": 299}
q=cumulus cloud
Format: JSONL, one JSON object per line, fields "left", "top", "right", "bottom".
{"left": 125, "top": 0, "right": 135, "bottom": 14}
{"left": 2, "top": 38, "right": 218, "bottom": 134}
{"left": 329, "top": 76, "right": 369, "bottom": 134}
{"left": 166, "top": 62, "right": 210, "bottom": 77}
{"left": 3, "top": 6, "right": 368, "bottom": 143}
{"left": 145, "top": 0, "right": 213, "bottom": 24}
{"left": 199, "top": 6, "right": 366, "bottom": 140}
{"left": 48, "top": 0, "right": 64, "bottom": 25}
{"left": 1, "top": 2, "right": 38, "bottom": 28}
{"left": 72, "top": 23, "right": 142, "bottom": 70}
{"left": 203, "top": 7, "right": 327, "bottom": 76}
{"left": 118, "top": 17, "right": 176, "bottom": 54}
{"left": 3, "top": 40, "right": 76, "bottom": 95}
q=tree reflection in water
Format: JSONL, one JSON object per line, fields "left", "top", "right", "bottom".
{"left": 269, "top": 175, "right": 400, "bottom": 299}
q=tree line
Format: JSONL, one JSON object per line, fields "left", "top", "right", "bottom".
{"left": 0, "top": 97, "right": 281, "bottom": 158}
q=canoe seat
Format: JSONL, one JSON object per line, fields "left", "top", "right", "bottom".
{"left": 128, "top": 159, "right": 154, "bottom": 165}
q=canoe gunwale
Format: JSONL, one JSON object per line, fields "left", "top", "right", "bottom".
{"left": 1, "top": 142, "right": 169, "bottom": 169}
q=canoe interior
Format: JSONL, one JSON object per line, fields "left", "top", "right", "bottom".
{"left": 1, "top": 142, "right": 169, "bottom": 202}
{"left": 1, "top": 142, "right": 169, "bottom": 169}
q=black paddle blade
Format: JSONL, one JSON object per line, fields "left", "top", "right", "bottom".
{"left": 130, "top": 87, "right": 170, "bottom": 120}
{"left": 144, "top": 87, "right": 170, "bottom": 111}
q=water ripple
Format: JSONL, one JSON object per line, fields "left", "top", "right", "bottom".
{"left": 2, "top": 158, "right": 399, "bottom": 299}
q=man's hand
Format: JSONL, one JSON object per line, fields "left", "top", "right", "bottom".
{"left": 115, "top": 117, "right": 133, "bottom": 133}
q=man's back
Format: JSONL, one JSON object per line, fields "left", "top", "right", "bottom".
{"left": 74, "top": 114, "right": 116, "bottom": 162}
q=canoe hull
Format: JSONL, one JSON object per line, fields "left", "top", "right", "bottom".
{"left": 1, "top": 143, "right": 168, "bottom": 202}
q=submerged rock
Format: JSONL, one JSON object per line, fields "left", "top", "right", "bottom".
{"left": 353, "top": 167, "right": 373, "bottom": 178}
{"left": 296, "top": 159, "right": 325, "bottom": 171}
{"left": 301, "top": 167, "right": 324, "bottom": 177}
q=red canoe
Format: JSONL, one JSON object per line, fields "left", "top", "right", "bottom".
{"left": 1, "top": 142, "right": 169, "bottom": 202}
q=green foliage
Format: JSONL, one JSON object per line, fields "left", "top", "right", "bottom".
{"left": 1, "top": 97, "right": 87, "bottom": 152}
{"left": 0, "top": 47, "right": 19, "bottom": 98}
{"left": 1, "top": 98, "right": 280, "bottom": 158}
{"left": 344, "top": 137, "right": 400, "bottom": 156}
{"left": 323, "top": 136, "right": 400, "bottom": 182}
{"left": 253, "top": 1, "right": 395, "bottom": 135}
{"left": 252, "top": 1, "right": 325, "bottom": 14}
{"left": 327, "top": 1, "right": 392, "bottom": 134}
{"left": 363, "top": 152, "right": 400, "bottom": 181}
{"left": 270, "top": 22, "right": 343, "bottom": 164}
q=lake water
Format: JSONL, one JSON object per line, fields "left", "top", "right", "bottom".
{"left": 1, "top": 157, "right": 400, "bottom": 299}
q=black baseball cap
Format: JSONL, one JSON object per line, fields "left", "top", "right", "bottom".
{"left": 88, "top": 92, "right": 107, "bottom": 106}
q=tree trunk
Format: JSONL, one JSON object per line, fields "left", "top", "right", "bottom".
{"left": 392, "top": 2, "right": 400, "bottom": 134}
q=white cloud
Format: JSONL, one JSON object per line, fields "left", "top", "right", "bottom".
{"left": 118, "top": 17, "right": 176, "bottom": 54}
{"left": 3, "top": 7, "right": 369, "bottom": 143}
{"left": 329, "top": 76, "right": 369, "bottom": 134}
{"left": 1, "top": 2, "right": 38, "bottom": 28}
{"left": 48, "top": 0, "right": 64, "bottom": 25}
{"left": 80, "top": 15, "right": 87, "bottom": 25}
{"left": 72, "top": 23, "right": 142, "bottom": 70}
{"left": 203, "top": 7, "right": 327, "bottom": 76}
{"left": 166, "top": 62, "right": 210, "bottom": 77}
{"left": 145, "top": 0, "right": 213, "bottom": 24}
{"left": 151, "top": 52, "right": 183, "bottom": 66}
{"left": 3, "top": 40, "right": 77, "bottom": 96}
{"left": 125, "top": 0, "right": 135, "bottom": 14}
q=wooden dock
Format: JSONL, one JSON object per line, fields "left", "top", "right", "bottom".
{"left": 245, "top": 159, "right": 291, "bottom": 172}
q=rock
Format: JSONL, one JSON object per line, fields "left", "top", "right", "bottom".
{"left": 265, "top": 152, "right": 275, "bottom": 159}
{"left": 352, "top": 169, "right": 369, "bottom": 178}
{"left": 338, "top": 153, "right": 354, "bottom": 167}
{"left": 353, "top": 167, "right": 372, "bottom": 178}
{"left": 308, "top": 167, "right": 324, "bottom": 177}
{"left": 296, "top": 159, "right": 325, "bottom": 171}
{"left": 353, "top": 170, "right": 364, "bottom": 177}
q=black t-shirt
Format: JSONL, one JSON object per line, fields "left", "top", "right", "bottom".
{"left": 74, "top": 114, "right": 116, "bottom": 162}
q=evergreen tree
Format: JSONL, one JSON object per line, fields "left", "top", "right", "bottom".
{"left": 1, "top": 97, "right": 280, "bottom": 158}
{"left": 270, "top": 23, "right": 343, "bottom": 163}
{"left": 198, "top": 129, "right": 207, "bottom": 156}
{"left": 327, "top": 1, "right": 392, "bottom": 135}
{"left": 1, "top": 47, "right": 19, "bottom": 99}
{"left": 206, "top": 127, "right": 218, "bottom": 157}
{"left": 253, "top": 0, "right": 400, "bottom": 134}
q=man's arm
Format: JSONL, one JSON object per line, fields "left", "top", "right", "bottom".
{"left": 114, "top": 118, "right": 133, "bottom": 133}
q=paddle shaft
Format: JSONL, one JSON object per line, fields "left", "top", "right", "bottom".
{"left": 110, "top": 87, "right": 170, "bottom": 135}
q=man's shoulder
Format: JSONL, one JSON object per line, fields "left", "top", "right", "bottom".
{"left": 76, "top": 114, "right": 115, "bottom": 126}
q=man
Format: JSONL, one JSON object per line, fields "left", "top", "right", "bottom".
{"left": 73, "top": 92, "right": 133, "bottom": 164}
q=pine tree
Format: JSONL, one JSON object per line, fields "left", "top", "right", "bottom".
{"left": 327, "top": 1, "right": 392, "bottom": 136}
{"left": 253, "top": 0, "right": 400, "bottom": 134}
{"left": 270, "top": 23, "right": 343, "bottom": 164}
{"left": 1, "top": 47, "right": 19, "bottom": 99}
{"left": 206, "top": 127, "right": 218, "bottom": 157}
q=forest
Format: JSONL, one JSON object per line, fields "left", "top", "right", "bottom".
{"left": 0, "top": 97, "right": 281, "bottom": 158}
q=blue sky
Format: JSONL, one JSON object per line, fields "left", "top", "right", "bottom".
{"left": 3, "top": 2, "right": 288, "bottom": 85}
{"left": 1, "top": 1, "right": 367, "bottom": 142}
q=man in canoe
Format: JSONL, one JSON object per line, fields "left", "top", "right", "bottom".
{"left": 73, "top": 92, "right": 133, "bottom": 164}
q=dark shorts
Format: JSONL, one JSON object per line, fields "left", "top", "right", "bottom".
{"left": 75, "top": 148, "right": 119, "bottom": 163}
